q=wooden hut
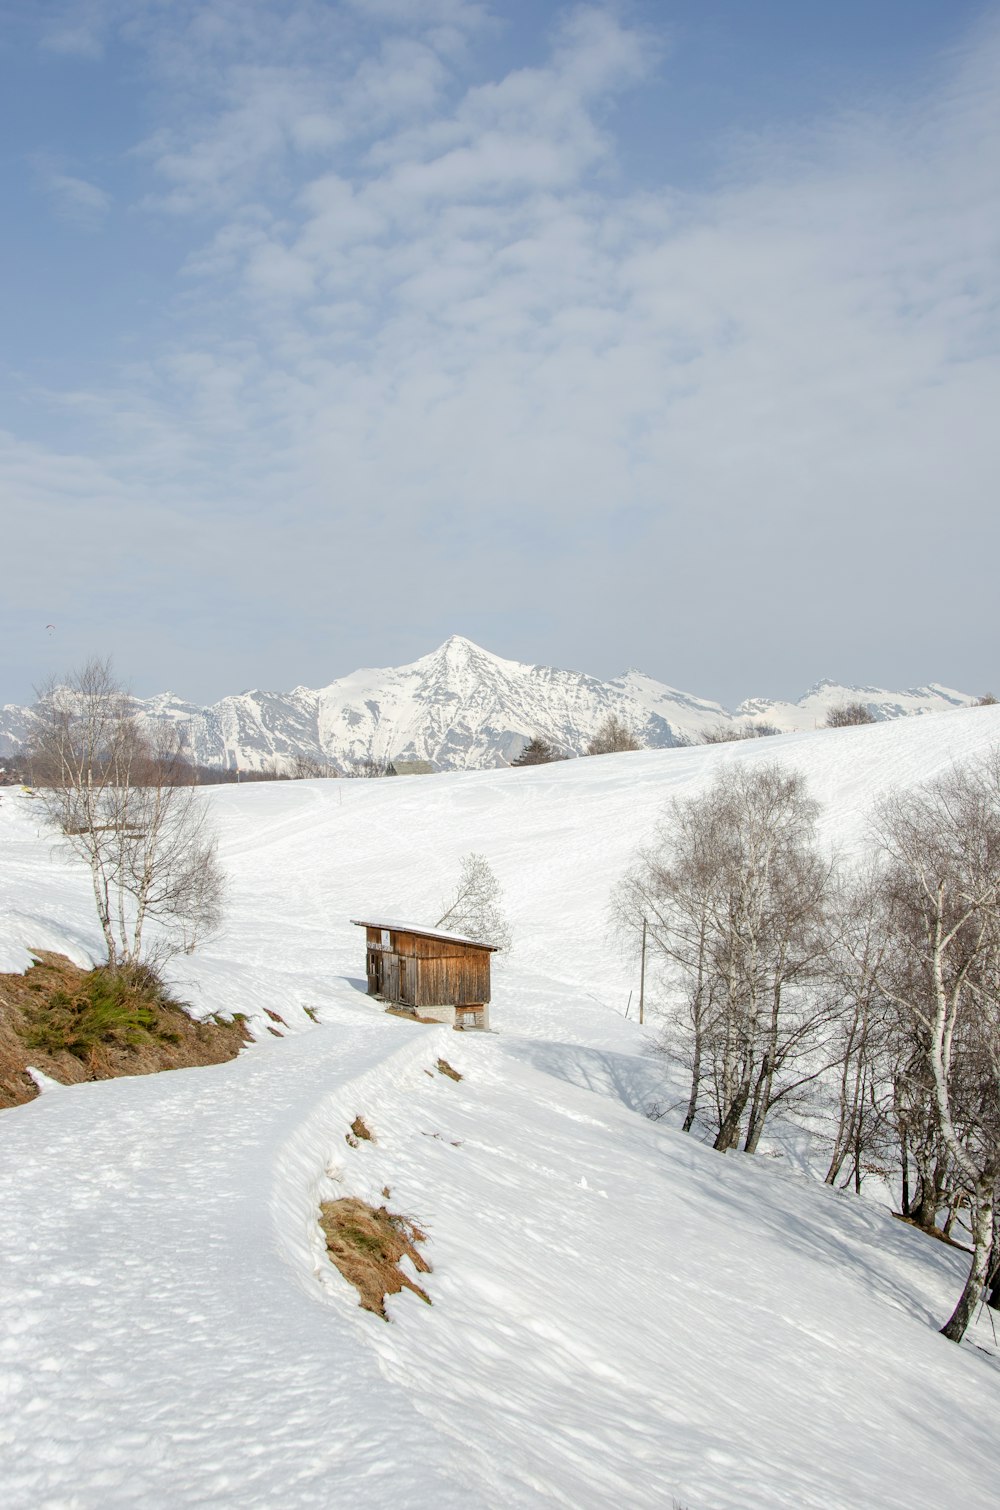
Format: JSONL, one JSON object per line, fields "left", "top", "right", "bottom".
{"left": 351, "top": 918, "right": 498, "bottom": 1030}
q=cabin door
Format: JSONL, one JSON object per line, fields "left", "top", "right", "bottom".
{"left": 383, "top": 954, "right": 400, "bottom": 1002}
{"left": 400, "top": 957, "right": 417, "bottom": 1006}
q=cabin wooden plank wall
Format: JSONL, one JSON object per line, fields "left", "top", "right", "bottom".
{"left": 357, "top": 921, "right": 494, "bottom": 1028}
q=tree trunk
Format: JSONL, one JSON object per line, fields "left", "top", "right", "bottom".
{"left": 743, "top": 1054, "right": 772, "bottom": 1155}
{"left": 986, "top": 1208, "right": 1000, "bottom": 1311}
{"left": 681, "top": 1031, "right": 702, "bottom": 1133}
{"left": 909, "top": 1141, "right": 942, "bottom": 1231}
{"left": 941, "top": 1189, "right": 994, "bottom": 1343}
{"left": 714, "top": 1075, "right": 751, "bottom": 1152}
{"left": 825, "top": 1034, "right": 862, "bottom": 1186}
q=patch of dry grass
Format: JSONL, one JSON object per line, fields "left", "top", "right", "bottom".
{"left": 319, "top": 1197, "right": 431, "bottom": 1320}
{"left": 346, "top": 1115, "right": 375, "bottom": 1146}
{"left": 436, "top": 1057, "right": 462, "bottom": 1081}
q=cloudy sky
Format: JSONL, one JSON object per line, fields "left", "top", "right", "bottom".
{"left": 2, "top": 0, "right": 998, "bottom": 707}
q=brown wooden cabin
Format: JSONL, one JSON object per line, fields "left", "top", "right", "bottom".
{"left": 351, "top": 918, "right": 499, "bottom": 1030}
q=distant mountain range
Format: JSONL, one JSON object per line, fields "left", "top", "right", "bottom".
{"left": 0, "top": 636, "right": 979, "bottom": 773}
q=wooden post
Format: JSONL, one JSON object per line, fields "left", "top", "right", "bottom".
{"left": 639, "top": 917, "right": 647, "bottom": 1026}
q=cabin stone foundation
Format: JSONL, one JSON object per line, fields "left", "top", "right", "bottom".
{"left": 420, "top": 1003, "right": 457, "bottom": 1026}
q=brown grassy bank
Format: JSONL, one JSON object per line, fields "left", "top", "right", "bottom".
{"left": 0, "top": 952, "right": 250, "bottom": 1110}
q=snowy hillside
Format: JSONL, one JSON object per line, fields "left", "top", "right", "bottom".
{"left": 0, "top": 636, "right": 979, "bottom": 772}
{"left": 3, "top": 708, "right": 1000, "bottom": 1508}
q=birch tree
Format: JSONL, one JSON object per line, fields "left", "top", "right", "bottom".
{"left": 436, "top": 853, "right": 512, "bottom": 952}
{"left": 616, "top": 763, "right": 835, "bottom": 1150}
{"left": 614, "top": 795, "right": 723, "bottom": 1131}
{"left": 872, "top": 752, "right": 1000, "bottom": 1342}
{"left": 821, "top": 866, "right": 895, "bottom": 1190}
{"left": 28, "top": 659, "right": 225, "bottom": 971}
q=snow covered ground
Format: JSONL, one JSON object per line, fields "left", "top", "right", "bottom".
{"left": 3, "top": 706, "right": 1000, "bottom": 1507}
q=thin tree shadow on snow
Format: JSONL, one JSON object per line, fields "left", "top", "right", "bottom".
{"left": 502, "top": 1037, "right": 665, "bottom": 1115}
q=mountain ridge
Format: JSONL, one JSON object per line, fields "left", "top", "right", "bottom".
{"left": 0, "top": 635, "right": 979, "bottom": 772}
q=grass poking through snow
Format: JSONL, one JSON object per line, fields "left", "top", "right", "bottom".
{"left": 0, "top": 953, "right": 249, "bottom": 1108}
{"left": 319, "top": 1197, "right": 431, "bottom": 1319}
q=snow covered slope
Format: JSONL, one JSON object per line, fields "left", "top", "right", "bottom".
{"left": 0, "top": 637, "right": 978, "bottom": 772}
{"left": 3, "top": 707, "right": 1000, "bottom": 1508}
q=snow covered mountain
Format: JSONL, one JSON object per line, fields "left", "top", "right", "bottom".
{"left": 0, "top": 636, "right": 979, "bottom": 772}
{"left": 736, "top": 677, "right": 977, "bottom": 732}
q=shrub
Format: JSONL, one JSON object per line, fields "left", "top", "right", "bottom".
{"left": 825, "top": 702, "right": 876, "bottom": 727}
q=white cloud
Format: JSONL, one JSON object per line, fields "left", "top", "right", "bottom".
{"left": 39, "top": 0, "right": 109, "bottom": 59}
{"left": 344, "top": 0, "right": 490, "bottom": 31}
{"left": 35, "top": 162, "right": 112, "bottom": 227}
{"left": 7, "top": 3, "right": 1000, "bottom": 705}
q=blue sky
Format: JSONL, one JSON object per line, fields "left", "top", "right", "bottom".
{"left": 2, "top": 1, "right": 998, "bottom": 706}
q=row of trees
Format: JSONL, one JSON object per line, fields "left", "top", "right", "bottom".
{"left": 615, "top": 753, "right": 1000, "bottom": 1343}
{"left": 513, "top": 701, "right": 901, "bottom": 759}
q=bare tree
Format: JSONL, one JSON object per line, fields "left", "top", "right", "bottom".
{"left": 614, "top": 795, "right": 724, "bottom": 1132}
{"left": 586, "top": 714, "right": 643, "bottom": 755}
{"left": 28, "top": 659, "right": 225, "bottom": 970}
{"left": 821, "top": 866, "right": 897, "bottom": 1191}
{"left": 616, "top": 763, "right": 835, "bottom": 1151}
{"left": 436, "top": 853, "right": 512, "bottom": 951}
{"left": 825, "top": 702, "right": 876, "bottom": 728}
{"left": 722, "top": 782, "right": 835, "bottom": 1156}
{"left": 872, "top": 752, "right": 1000, "bottom": 1341}
{"left": 976, "top": 693, "right": 998, "bottom": 707}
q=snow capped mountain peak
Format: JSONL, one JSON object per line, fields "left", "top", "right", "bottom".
{"left": 418, "top": 635, "right": 528, "bottom": 688}
{"left": 436, "top": 633, "right": 488, "bottom": 657}
{"left": 420, "top": 634, "right": 508, "bottom": 679}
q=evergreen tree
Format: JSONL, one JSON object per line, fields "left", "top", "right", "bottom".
{"left": 511, "top": 735, "right": 566, "bottom": 766}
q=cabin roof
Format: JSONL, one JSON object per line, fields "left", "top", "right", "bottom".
{"left": 350, "top": 918, "right": 501, "bottom": 951}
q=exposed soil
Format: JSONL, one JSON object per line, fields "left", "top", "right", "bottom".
{"left": 319, "top": 1197, "right": 431, "bottom": 1319}
{"left": 384, "top": 1005, "right": 443, "bottom": 1025}
{"left": 436, "top": 1057, "right": 462, "bottom": 1081}
{"left": 348, "top": 1115, "right": 375, "bottom": 1143}
{"left": 0, "top": 952, "right": 250, "bottom": 1110}
{"left": 892, "top": 1211, "right": 972, "bottom": 1253}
